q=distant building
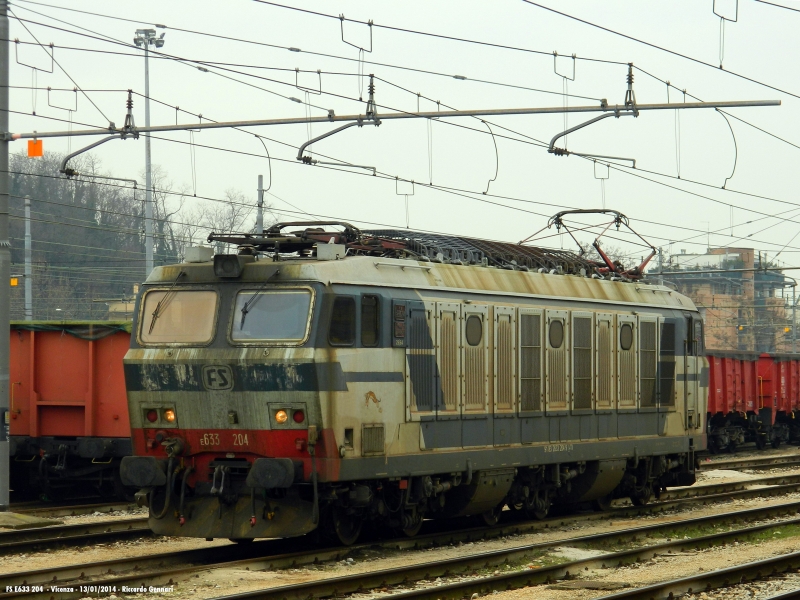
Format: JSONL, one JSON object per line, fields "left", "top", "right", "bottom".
{"left": 102, "top": 284, "right": 138, "bottom": 321}
{"left": 651, "top": 248, "right": 795, "bottom": 353}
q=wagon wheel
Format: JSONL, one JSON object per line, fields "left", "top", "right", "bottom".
{"left": 332, "top": 507, "right": 363, "bottom": 546}
{"left": 726, "top": 441, "right": 737, "bottom": 454}
{"left": 755, "top": 433, "right": 767, "bottom": 451}
{"left": 772, "top": 437, "right": 782, "bottom": 449}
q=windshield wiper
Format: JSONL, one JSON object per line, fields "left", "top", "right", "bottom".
{"left": 149, "top": 270, "right": 185, "bottom": 334}
{"left": 239, "top": 273, "right": 279, "bottom": 328}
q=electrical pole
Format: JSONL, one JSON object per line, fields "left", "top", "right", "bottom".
{"left": 257, "top": 175, "right": 264, "bottom": 235}
{"left": 0, "top": 0, "right": 10, "bottom": 511}
{"left": 134, "top": 29, "right": 165, "bottom": 278}
{"left": 144, "top": 39, "right": 153, "bottom": 278}
{"left": 24, "top": 195, "right": 31, "bottom": 320}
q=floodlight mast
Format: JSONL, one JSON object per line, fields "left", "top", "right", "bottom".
{"left": 133, "top": 28, "right": 165, "bottom": 277}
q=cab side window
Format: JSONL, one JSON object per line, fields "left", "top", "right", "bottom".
{"left": 686, "top": 317, "right": 704, "bottom": 356}
{"left": 329, "top": 296, "right": 356, "bottom": 346}
{"left": 361, "top": 295, "right": 380, "bottom": 347}
{"left": 693, "top": 319, "right": 704, "bottom": 355}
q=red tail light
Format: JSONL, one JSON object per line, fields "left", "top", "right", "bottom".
{"left": 146, "top": 409, "right": 158, "bottom": 423}
{"left": 293, "top": 409, "right": 305, "bottom": 423}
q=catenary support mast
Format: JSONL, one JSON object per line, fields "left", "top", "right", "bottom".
{"left": 0, "top": 0, "right": 10, "bottom": 512}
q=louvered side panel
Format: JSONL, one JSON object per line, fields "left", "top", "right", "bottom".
{"left": 520, "top": 313, "right": 542, "bottom": 411}
{"left": 548, "top": 348, "right": 567, "bottom": 409}
{"left": 362, "top": 425, "right": 385, "bottom": 455}
{"left": 496, "top": 314, "right": 513, "bottom": 410}
{"left": 408, "top": 307, "right": 436, "bottom": 413}
{"left": 619, "top": 349, "right": 636, "bottom": 406}
{"left": 597, "top": 320, "right": 612, "bottom": 408}
{"left": 464, "top": 346, "right": 485, "bottom": 410}
{"left": 440, "top": 311, "right": 459, "bottom": 412}
{"left": 659, "top": 321, "right": 676, "bottom": 407}
{"left": 640, "top": 321, "right": 657, "bottom": 408}
{"left": 573, "top": 316, "right": 593, "bottom": 410}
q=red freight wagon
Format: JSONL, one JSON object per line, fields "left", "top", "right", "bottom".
{"left": 758, "top": 353, "right": 800, "bottom": 447}
{"left": 9, "top": 321, "right": 132, "bottom": 497}
{"left": 706, "top": 351, "right": 766, "bottom": 452}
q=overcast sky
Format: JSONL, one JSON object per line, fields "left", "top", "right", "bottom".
{"left": 8, "top": 0, "right": 800, "bottom": 277}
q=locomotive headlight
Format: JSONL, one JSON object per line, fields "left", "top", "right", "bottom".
{"left": 275, "top": 409, "right": 289, "bottom": 424}
{"left": 164, "top": 409, "right": 176, "bottom": 423}
{"left": 146, "top": 409, "right": 158, "bottom": 423}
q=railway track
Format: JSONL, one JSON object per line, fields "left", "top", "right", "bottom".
{"left": 5, "top": 482, "right": 800, "bottom": 600}
{"left": 592, "top": 553, "right": 800, "bottom": 600}
{"left": 699, "top": 452, "right": 800, "bottom": 472}
{"left": 7, "top": 497, "right": 800, "bottom": 600}
{"left": 12, "top": 501, "right": 137, "bottom": 519}
{"left": 3, "top": 466, "right": 800, "bottom": 556}
{"left": 0, "top": 518, "right": 150, "bottom": 555}
{"left": 218, "top": 519, "right": 800, "bottom": 600}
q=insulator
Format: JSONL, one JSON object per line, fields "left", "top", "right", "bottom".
{"left": 126, "top": 90, "right": 133, "bottom": 110}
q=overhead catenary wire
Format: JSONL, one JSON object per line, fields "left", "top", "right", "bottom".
{"left": 14, "top": 2, "right": 796, "bottom": 198}
{"left": 6, "top": 53, "right": 798, "bottom": 252}
{"left": 12, "top": 4, "right": 792, "bottom": 218}
{"left": 10, "top": 12, "right": 800, "bottom": 258}
{"left": 252, "top": 0, "right": 628, "bottom": 67}
{"left": 8, "top": 84, "right": 799, "bottom": 256}
{"left": 9, "top": 6, "right": 113, "bottom": 124}
{"left": 520, "top": 0, "right": 800, "bottom": 102}
{"left": 11, "top": 1, "right": 606, "bottom": 103}
{"left": 11, "top": 152, "right": 800, "bottom": 258}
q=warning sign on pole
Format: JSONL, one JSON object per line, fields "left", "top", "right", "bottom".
{"left": 27, "top": 140, "right": 43, "bottom": 157}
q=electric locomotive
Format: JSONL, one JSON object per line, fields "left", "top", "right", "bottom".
{"left": 121, "top": 217, "right": 706, "bottom": 544}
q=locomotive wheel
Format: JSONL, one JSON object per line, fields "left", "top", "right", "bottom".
{"left": 332, "top": 508, "right": 363, "bottom": 546}
{"left": 525, "top": 491, "right": 551, "bottom": 520}
{"left": 591, "top": 495, "right": 613, "bottom": 512}
{"left": 630, "top": 486, "right": 653, "bottom": 506}
{"left": 707, "top": 437, "right": 719, "bottom": 454}
{"left": 401, "top": 518, "right": 423, "bottom": 537}
{"left": 481, "top": 505, "right": 502, "bottom": 527}
{"left": 726, "top": 441, "right": 737, "bottom": 454}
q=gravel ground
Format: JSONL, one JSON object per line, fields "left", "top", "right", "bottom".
{"left": 57, "top": 506, "right": 148, "bottom": 526}
{"left": 45, "top": 486, "right": 800, "bottom": 600}
{"left": 684, "top": 572, "right": 800, "bottom": 599}
{"left": 702, "top": 447, "right": 800, "bottom": 463}
{"left": 6, "top": 460, "right": 800, "bottom": 599}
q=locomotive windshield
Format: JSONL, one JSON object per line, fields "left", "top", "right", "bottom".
{"left": 231, "top": 289, "right": 312, "bottom": 342}
{"left": 140, "top": 289, "right": 218, "bottom": 344}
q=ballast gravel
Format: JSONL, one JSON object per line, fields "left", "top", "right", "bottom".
{"left": 5, "top": 451, "right": 800, "bottom": 599}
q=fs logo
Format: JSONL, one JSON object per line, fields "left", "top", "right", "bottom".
{"left": 202, "top": 365, "right": 234, "bottom": 391}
